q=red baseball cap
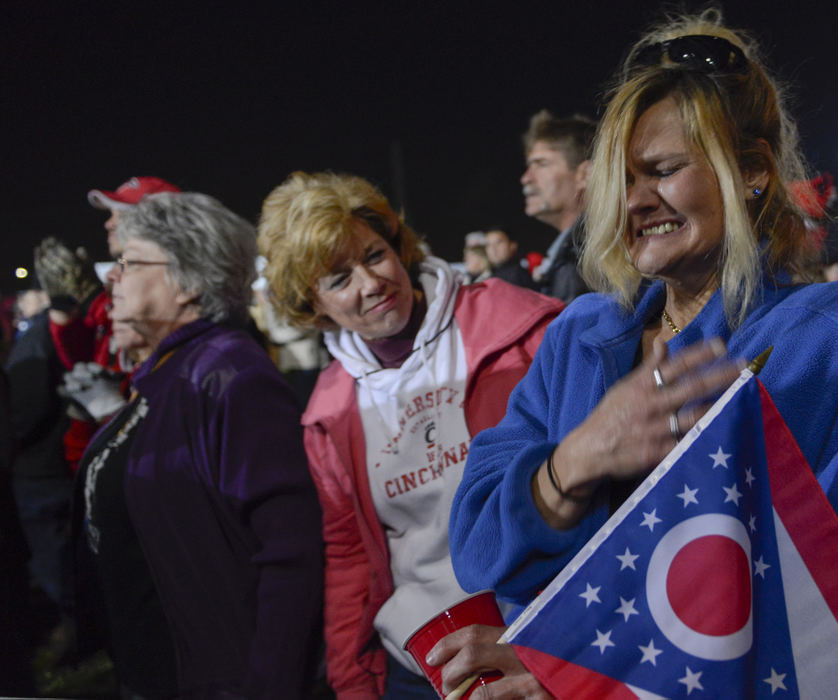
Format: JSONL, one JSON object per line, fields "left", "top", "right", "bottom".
{"left": 88, "top": 176, "right": 181, "bottom": 210}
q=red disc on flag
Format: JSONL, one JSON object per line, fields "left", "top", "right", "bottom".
{"left": 666, "top": 535, "right": 751, "bottom": 636}
{"left": 647, "top": 513, "right": 753, "bottom": 660}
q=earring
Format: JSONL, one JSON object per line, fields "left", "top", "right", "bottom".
{"left": 753, "top": 187, "right": 762, "bottom": 198}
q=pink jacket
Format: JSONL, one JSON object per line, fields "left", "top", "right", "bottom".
{"left": 302, "top": 279, "right": 563, "bottom": 698}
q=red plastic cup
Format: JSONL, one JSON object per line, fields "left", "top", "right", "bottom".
{"left": 404, "top": 590, "right": 506, "bottom": 699}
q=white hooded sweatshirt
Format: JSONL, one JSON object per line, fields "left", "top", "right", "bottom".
{"left": 323, "top": 257, "right": 473, "bottom": 673}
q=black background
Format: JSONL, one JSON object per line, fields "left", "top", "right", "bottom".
{"left": 4, "top": 0, "right": 836, "bottom": 293}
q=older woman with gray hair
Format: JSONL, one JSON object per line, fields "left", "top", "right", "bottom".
{"left": 78, "top": 191, "right": 323, "bottom": 698}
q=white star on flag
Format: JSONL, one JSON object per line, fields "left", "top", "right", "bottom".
{"left": 748, "top": 514, "right": 757, "bottom": 533}
{"left": 579, "top": 583, "right": 601, "bottom": 607}
{"left": 615, "top": 597, "right": 639, "bottom": 622}
{"left": 591, "top": 629, "right": 614, "bottom": 654}
{"left": 709, "top": 446, "right": 732, "bottom": 468}
{"left": 638, "top": 639, "right": 663, "bottom": 666}
{"left": 754, "top": 555, "right": 771, "bottom": 578}
{"left": 723, "top": 482, "right": 743, "bottom": 505}
{"left": 678, "top": 667, "right": 704, "bottom": 695}
{"left": 763, "top": 668, "right": 787, "bottom": 694}
{"left": 744, "top": 467, "right": 755, "bottom": 487}
{"left": 615, "top": 547, "right": 638, "bottom": 571}
{"left": 640, "top": 509, "right": 662, "bottom": 532}
{"left": 676, "top": 484, "right": 699, "bottom": 507}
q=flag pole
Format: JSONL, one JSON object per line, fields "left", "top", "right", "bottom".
{"left": 747, "top": 346, "right": 773, "bottom": 374}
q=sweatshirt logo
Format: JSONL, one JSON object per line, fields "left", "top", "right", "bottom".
{"left": 424, "top": 421, "right": 437, "bottom": 447}
{"left": 379, "top": 387, "right": 462, "bottom": 456}
{"left": 373, "top": 386, "right": 471, "bottom": 499}
{"left": 383, "top": 439, "right": 470, "bottom": 499}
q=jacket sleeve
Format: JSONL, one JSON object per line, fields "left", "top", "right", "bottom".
{"left": 466, "top": 306, "right": 556, "bottom": 436}
{"left": 5, "top": 316, "right": 64, "bottom": 446}
{"left": 213, "top": 365, "right": 326, "bottom": 699}
{"left": 304, "top": 424, "right": 385, "bottom": 700}
{"left": 451, "top": 318, "right": 607, "bottom": 606}
{"left": 49, "top": 315, "right": 95, "bottom": 371}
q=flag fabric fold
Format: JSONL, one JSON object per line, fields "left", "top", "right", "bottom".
{"left": 503, "top": 370, "right": 838, "bottom": 698}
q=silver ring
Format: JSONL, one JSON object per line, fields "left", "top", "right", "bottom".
{"left": 669, "top": 412, "right": 682, "bottom": 441}
{"left": 653, "top": 367, "right": 665, "bottom": 390}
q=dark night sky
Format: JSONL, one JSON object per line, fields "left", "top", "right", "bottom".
{"left": 4, "top": 1, "right": 836, "bottom": 294}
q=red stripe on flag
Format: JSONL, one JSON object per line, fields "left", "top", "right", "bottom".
{"left": 758, "top": 380, "right": 838, "bottom": 619}
{"left": 512, "top": 644, "right": 639, "bottom": 699}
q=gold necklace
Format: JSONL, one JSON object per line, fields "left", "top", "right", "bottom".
{"left": 661, "top": 308, "right": 681, "bottom": 334}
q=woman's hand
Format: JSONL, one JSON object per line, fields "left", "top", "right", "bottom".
{"left": 427, "top": 625, "right": 551, "bottom": 699}
{"left": 534, "top": 337, "right": 746, "bottom": 529}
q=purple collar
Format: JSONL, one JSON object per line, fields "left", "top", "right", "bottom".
{"left": 364, "top": 293, "right": 427, "bottom": 369}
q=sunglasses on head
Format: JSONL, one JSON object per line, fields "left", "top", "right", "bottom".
{"left": 632, "top": 35, "right": 748, "bottom": 74}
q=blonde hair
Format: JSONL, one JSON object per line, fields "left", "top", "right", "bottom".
{"left": 582, "top": 9, "right": 815, "bottom": 326}
{"left": 257, "top": 172, "right": 425, "bottom": 328}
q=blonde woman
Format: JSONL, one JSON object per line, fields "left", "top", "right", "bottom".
{"left": 437, "top": 11, "right": 838, "bottom": 697}
{"left": 258, "top": 172, "right": 563, "bottom": 698}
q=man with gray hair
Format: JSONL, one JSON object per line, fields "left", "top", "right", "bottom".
{"left": 520, "top": 111, "right": 595, "bottom": 302}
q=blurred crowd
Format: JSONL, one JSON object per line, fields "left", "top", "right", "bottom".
{"left": 2, "top": 8, "right": 838, "bottom": 700}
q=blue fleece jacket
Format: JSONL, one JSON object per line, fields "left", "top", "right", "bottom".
{"left": 450, "top": 278, "right": 838, "bottom": 613}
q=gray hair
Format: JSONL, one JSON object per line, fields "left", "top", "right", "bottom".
{"left": 116, "top": 192, "right": 257, "bottom": 324}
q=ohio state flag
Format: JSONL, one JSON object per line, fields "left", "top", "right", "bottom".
{"left": 503, "top": 369, "right": 838, "bottom": 698}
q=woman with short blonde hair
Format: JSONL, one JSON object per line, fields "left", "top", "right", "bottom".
{"left": 258, "top": 171, "right": 563, "bottom": 698}
{"left": 259, "top": 171, "right": 424, "bottom": 329}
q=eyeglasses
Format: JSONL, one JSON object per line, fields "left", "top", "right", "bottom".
{"left": 115, "top": 256, "right": 170, "bottom": 273}
{"left": 632, "top": 35, "right": 748, "bottom": 75}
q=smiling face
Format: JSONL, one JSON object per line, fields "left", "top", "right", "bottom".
{"left": 626, "top": 97, "right": 725, "bottom": 294}
{"left": 312, "top": 221, "right": 414, "bottom": 341}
